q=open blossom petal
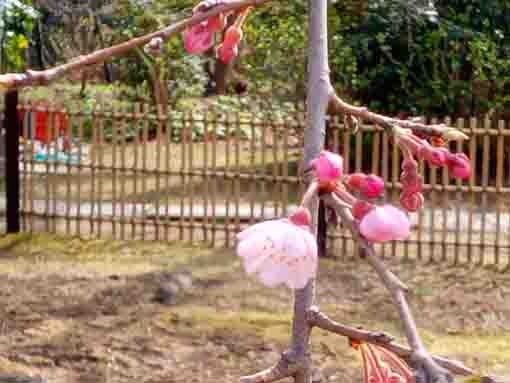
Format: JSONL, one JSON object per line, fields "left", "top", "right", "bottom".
{"left": 359, "top": 206, "right": 411, "bottom": 243}
{"left": 311, "top": 151, "right": 343, "bottom": 183}
{"left": 236, "top": 209, "right": 318, "bottom": 289}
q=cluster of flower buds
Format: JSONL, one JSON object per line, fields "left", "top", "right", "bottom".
{"left": 350, "top": 340, "right": 415, "bottom": 383}
{"left": 183, "top": 0, "right": 252, "bottom": 64}
{"left": 395, "top": 126, "right": 471, "bottom": 213}
{"left": 309, "top": 150, "right": 410, "bottom": 243}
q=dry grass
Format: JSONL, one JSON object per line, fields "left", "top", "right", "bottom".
{"left": 0, "top": 233, "right": 508, "bottom": 383}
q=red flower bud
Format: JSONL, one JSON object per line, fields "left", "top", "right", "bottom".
{"left": 352, "top": 200, "right": 376, "bottom": 220}
{"left": 400, "top": 190, "right": 424, "bottom": 212}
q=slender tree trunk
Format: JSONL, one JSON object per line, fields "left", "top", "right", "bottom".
{"left": 292, "top": 1, "right": 330, "bottom": 382}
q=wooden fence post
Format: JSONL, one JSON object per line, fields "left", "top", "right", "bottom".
{"left": 5, "top": 90, "right": 20, "bottom": 233}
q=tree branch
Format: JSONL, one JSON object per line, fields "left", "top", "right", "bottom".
{"left": 328, "top": 92, "right": 468, "bottom": 140}
{"left": 322, "top": 193, "right": 453, "bottom": 383}
{"left": 306, "top": 307, "right": 476, "bottom": 376}
{"left": 239, "top": 352, "right": 299, "bottom": 383}
{"left": 0, "top": 0, "right": 272, "bottom": 90}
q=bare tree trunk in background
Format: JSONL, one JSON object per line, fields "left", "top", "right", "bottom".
{"left": 93, "top": 14, "right": 113, "bottom": 83}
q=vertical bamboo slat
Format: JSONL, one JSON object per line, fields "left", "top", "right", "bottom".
{"left": 453, "top": 118, "right": 464, "bottom": 265}
{"left": 467, "top": 118, "right": 477, "bottom": 264}
{"left": 97, "top": 105, "right": 105, "bottom": 237}
{"left": 494, "top": 120, "right": 504, "bottom": 267}
{"left": 480, "top": 117, "right": 490, "bottom": 266}
{"left": 65, "top": 105, "right": 74, "bottom": 236}
{"left": 43, "top": 104, "right": 51, "bottom": 232}
{"left": 131, "top": 104, "right": 141, "bottom": 239}
{"left": 154, "top": 106, "right": 163, "bottom": 241}
{"left": 164, "top": 108, "right": 171, "bottom": 242}
{"left": 380, "top": 130, "right": 389, "bottom": 259}
{"left": 282, "top": 117, "right": 289, "bottom": 217}
{"left": 19, "top": 103, "right": 27, "bottom": 231}
{"left": 428, "top": 118, "right": 438, "bottom": 263}
{"left": 111, "top": 105, "right": 119, "bottom": 239}
{"left": 119, "top": 105, "right": 128, "bottom": 240}
{"left": 260, "top": 119, "right": 267, "bottom": 222}
{"left": 234, "top": 111, "right": 241, "bottom": 236}
{"left": 76, "top": 111, "right": 84, "bottom": 237}
{"left": 416, "top": 156, "right": 425, "bottom": 261}
{"left": 440, "top": 117, "right": 451, "bottom": 263}
{"left": 224, "top": 113, "right": 232, "bottom": 247}
{"left": 188, "top": 111, "right": 195, "bottom": 243}
{"left": 50, "top": 104, "right": 59, "bottom": 234}
{"left": 28, "top": 103, "right": 36, "bottom": 233}
{"left": 179, "top": 112, "right": 186, "bottom": 241}
{"left": 249, "top": 112, "right": 256, "bottom": 225}
{"left": 141, "top": 103, "right": 149, "bottom": 240}
{"left": 391, "top": 135, "right": 400, "bottom": 259}
{"left": 202, "top": 108, "right": 210, "bottom": 243}
{"left": 272, "top": 115, "right": 279, "bottom": 219}
{"left": 210, "top": 112, "right": 218, "bottom": 246}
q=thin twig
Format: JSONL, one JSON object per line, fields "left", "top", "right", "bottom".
{"left": 0, "top": 0, "right": 272, "bottom": 90}
{"left": 328, "top": 92, "right": 467, "bottom": 140}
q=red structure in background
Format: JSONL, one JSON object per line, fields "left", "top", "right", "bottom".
{"left": 18, "top": 102, "right": 71, "bottom": 149}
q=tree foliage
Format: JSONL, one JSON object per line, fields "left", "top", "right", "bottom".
{"left": 0, "top": 0, "right": 38, "bottom": 72}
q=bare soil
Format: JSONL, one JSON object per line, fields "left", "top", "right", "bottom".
{"left": 0, "top": 234, "right": 509, "bottom": 383}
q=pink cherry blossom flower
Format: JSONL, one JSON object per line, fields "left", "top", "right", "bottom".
{"left": 236, "top": 207, "right": 318, "bottom": 289}
{"left": 445, "top": 152, "right": 471, "bottom": 180}
{"left": 311, "top": 151, "right": 343, "bottom": 183}
{"left": 183, "top": 22, "right": 215, "bottom": 54}
{"left": 347, "top": 173, "right": 385, "bottom": 199}
{"left": 359, "top": 205, "right": 411, "bottom": 243}
{"left": 400, "top": 190, "right": 424, "bottom": 212}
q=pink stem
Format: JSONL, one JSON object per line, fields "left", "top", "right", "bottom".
{"left": 301, "top": 182, "right": 319, "bottom": 208}
{"left": 333, "top": 186, "right": 357, "bottom": 205}
{"left": 363, "top": 344, "right": 385, "bottom": 383}
{"left": 375, "top": 345, "right": 415, "bottom": 382}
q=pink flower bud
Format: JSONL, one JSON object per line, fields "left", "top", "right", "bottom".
{"left": 217, "top": 25, "right": 242, "bottom": 63}
{"left": 352, "top": 200, "right": 375, "bottom": 220}
{"left": 289, "top": 207, "right": 312, "bottom": 227}
{"left": 218, "top": 44, "right": 239, "bottom": 63}
{"left": 311, "top": 151, "right": 343, "bottom": 183}
{"left": 446, "top": 153, "right": 471, "bottom": 180}
{"left": 207, "top": 13, "right": 226, "bottom": 32}
{"left": 347, "top": 173, "right": 385, "bottom": 199}
{"left": 400, "top": 190, "right": 424, "bottom": 212}
{"left": 400, "top": 158, "right": 422, "bottom": 193}
{"left": 401, "top": 158, "right": 418, "bottom": 173}
{"left": 183, "top": 23, "right": 215, "bottom": 54}
{"left": 347, "top": 173, "right": 365, "bottom": 189}
{"left": 359, "top": 205, "right": 411, "bottom": 243}
{"left": 361, "top": 174, "right": 385, "bottom": 199}
{"left": 418, "top": 143, "right": 446, "bottom": 167}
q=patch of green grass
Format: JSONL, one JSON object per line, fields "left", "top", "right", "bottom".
{"left": 155, "top": 306, "right": 292, "bottom": 345}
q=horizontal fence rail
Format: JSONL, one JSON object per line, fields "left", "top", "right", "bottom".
{"left": 8, "top": 98, "right": 510, "bottom": 271}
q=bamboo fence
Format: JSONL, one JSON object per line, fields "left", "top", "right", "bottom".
{"left": 6, "top": 99, "right": 510, "bottom": 270}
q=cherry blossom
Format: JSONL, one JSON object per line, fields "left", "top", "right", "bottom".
{"left": 236, "top": 207, "right": 318, "bottom": 289}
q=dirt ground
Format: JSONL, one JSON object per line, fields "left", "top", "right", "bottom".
{"left": 0, "top": 234, "right": 509, "bottom": 383}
